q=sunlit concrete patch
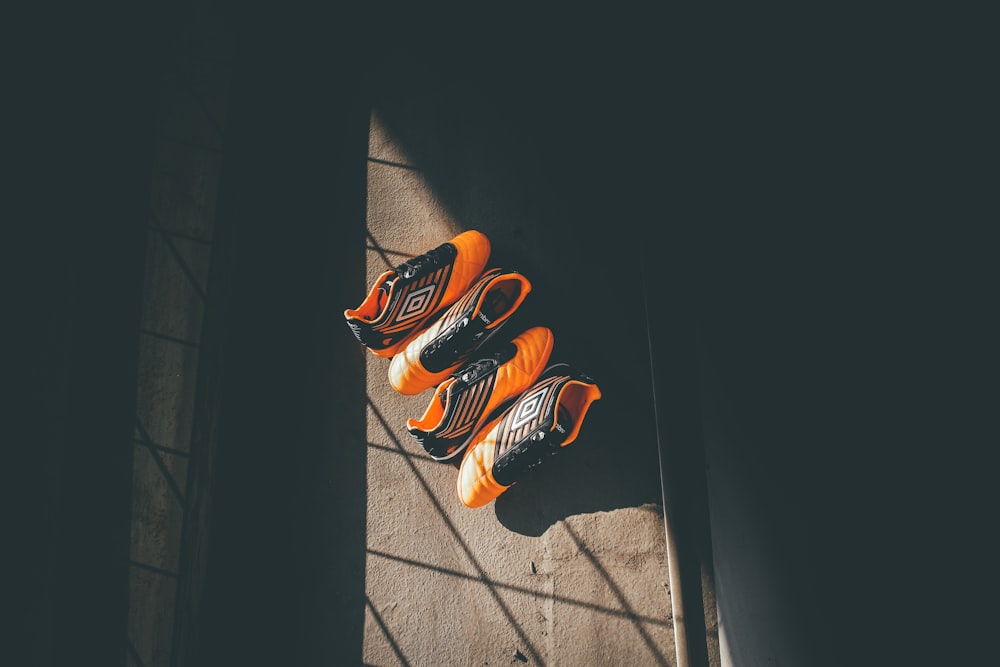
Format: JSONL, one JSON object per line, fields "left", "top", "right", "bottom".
{"left": 543, "top": 507, "right": 674, "bottom": 665}
{"left": 364, "top": 108, "right": 557, "bottom": 665}
{"left": 364, "top": 335, "right": 558, "bottom": 665}
{"left": 365, "top": 406, "right": 456, "bottom": 553}
{"left": 359, "top": 114, "right": 464, "bottom": 268}
{"left": 366, "top": 165, "right": 462, "bottom": 265}
{"left": 364, "top": 542, "right": 554, "bottom": 666}
{"left": 363, "top": 594, "right": 412, "bottom": 666}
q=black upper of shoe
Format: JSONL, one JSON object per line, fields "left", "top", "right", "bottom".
{"left": 347, "top": 242, "right": 457, "bottom": 350}
{"left": 491, "top": 364, "right": 597, "bottom": 487}
{"left": 418, "top": 270, "right": 520, "bottom": 374}
{"left": 446, "top": 340, "right": 517, "bottom": 400}
{"left": 394, "top": 241, "right": 456, "bottom": 281}
{"left": 492, "top": 406, "right": 571, "bottom": 487}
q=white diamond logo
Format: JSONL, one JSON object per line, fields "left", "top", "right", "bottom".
{"left": 510, "top": 387, "right": 548, "bottom": 431}
{"left": 397, "top": 284, "right": 436, "bottom": 322}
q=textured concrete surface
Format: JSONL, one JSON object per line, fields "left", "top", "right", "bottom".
{"left": 361, "top": 107, "right": 674, "bottom": 665}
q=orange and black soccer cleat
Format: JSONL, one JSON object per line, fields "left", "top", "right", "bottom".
{"left": 388, "top": 268, "right": 532, "bottom": 395}
{"left": 407, "top": 326, "right": 555, "bottom": 461}
{"left": 457, "top": 364, "right": 602, "bottom": 508}
{"left": 344, "top": 229, "right": 491, "bottom": 358}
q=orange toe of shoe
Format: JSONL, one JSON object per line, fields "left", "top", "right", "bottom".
{"left": 344, "top": 229, "right": 491, "bottom": 358}
{"left": 457, "top": 423, "right": 510, "bottom": 508}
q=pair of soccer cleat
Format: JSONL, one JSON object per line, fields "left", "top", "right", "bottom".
{"left": 345, "top": 230, "right": 602, "bottom": 508}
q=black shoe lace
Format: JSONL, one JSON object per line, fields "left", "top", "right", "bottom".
{"left": 425, "top": 315, "right": 474, "bottom": 359}
{"left": 396, "top": 244, "right": 447, "bottom": 280}
{"left": 454, "top": 356, "right": 499, "bottom": 385}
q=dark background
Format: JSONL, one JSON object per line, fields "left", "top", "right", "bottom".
{"left": 9, "top": 2, "right": 991, "bottom": 665}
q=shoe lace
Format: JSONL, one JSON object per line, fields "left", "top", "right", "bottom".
{"left": 454, "top": 356, "right": 499, "bottom": 385}
{"left": 425, "top": 315, "right": 478, "bottom": 359}
{"left": 396, "top": 244, "right": 448, "bottom": 280}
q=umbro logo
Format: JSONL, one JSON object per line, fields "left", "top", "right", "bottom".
{"left": 396, "top": 284, "right": 437, "bottom": 322}
{"left": 510, "top": 387, "right": 548, "bottom": 431}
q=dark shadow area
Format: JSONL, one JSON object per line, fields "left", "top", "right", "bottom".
{"left": 188, "top": 4, "right": 371, "bottom": 666}
{"left": 642, "top": 233, "right": 714, "bottom": 667}
{"left": 679, "top": 14, "right": 993, "bottom": 666}
{"left": 9, "top": 4, "right": 168, "bottom": 666}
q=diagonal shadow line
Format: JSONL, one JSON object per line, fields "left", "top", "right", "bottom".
{"left": 129, "top": 559, "right": 178, "bottom": 579}
{"left": 133, "top": 436, "right": 190, "bottom": 459}
{"left": 367, "top": 440, "right": 435, "bottom": 461}
{"left": 562, "top": 523, "right": 670, "bottom": 666}
{"left": 127, "top": 638, "right": 146, "bottom": 667}
{"left": 148, "top": 211, "right": 208, "bottom": 301}
{"left": 366, "top": 230, "right": 415, "bottom": 271}
{"left": 181, "top": 78, "right": 226, "bottom": 141}
{"left": 367, "top": 548, "right": 670, "bottom": 626}
{"left": 365, "top": 594, "right": 412, "bottom": 667}
{"left": 367, "top": 156, "right": 421, "bottom": 172}
{"left": 367, "top": 396, "right": 546, "bottom": 665}
{"left": 140, "top": 328, "right": 202, "bottom": 349}
{"left": 135, "top": 417, "right": 187, "bottom": 508}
